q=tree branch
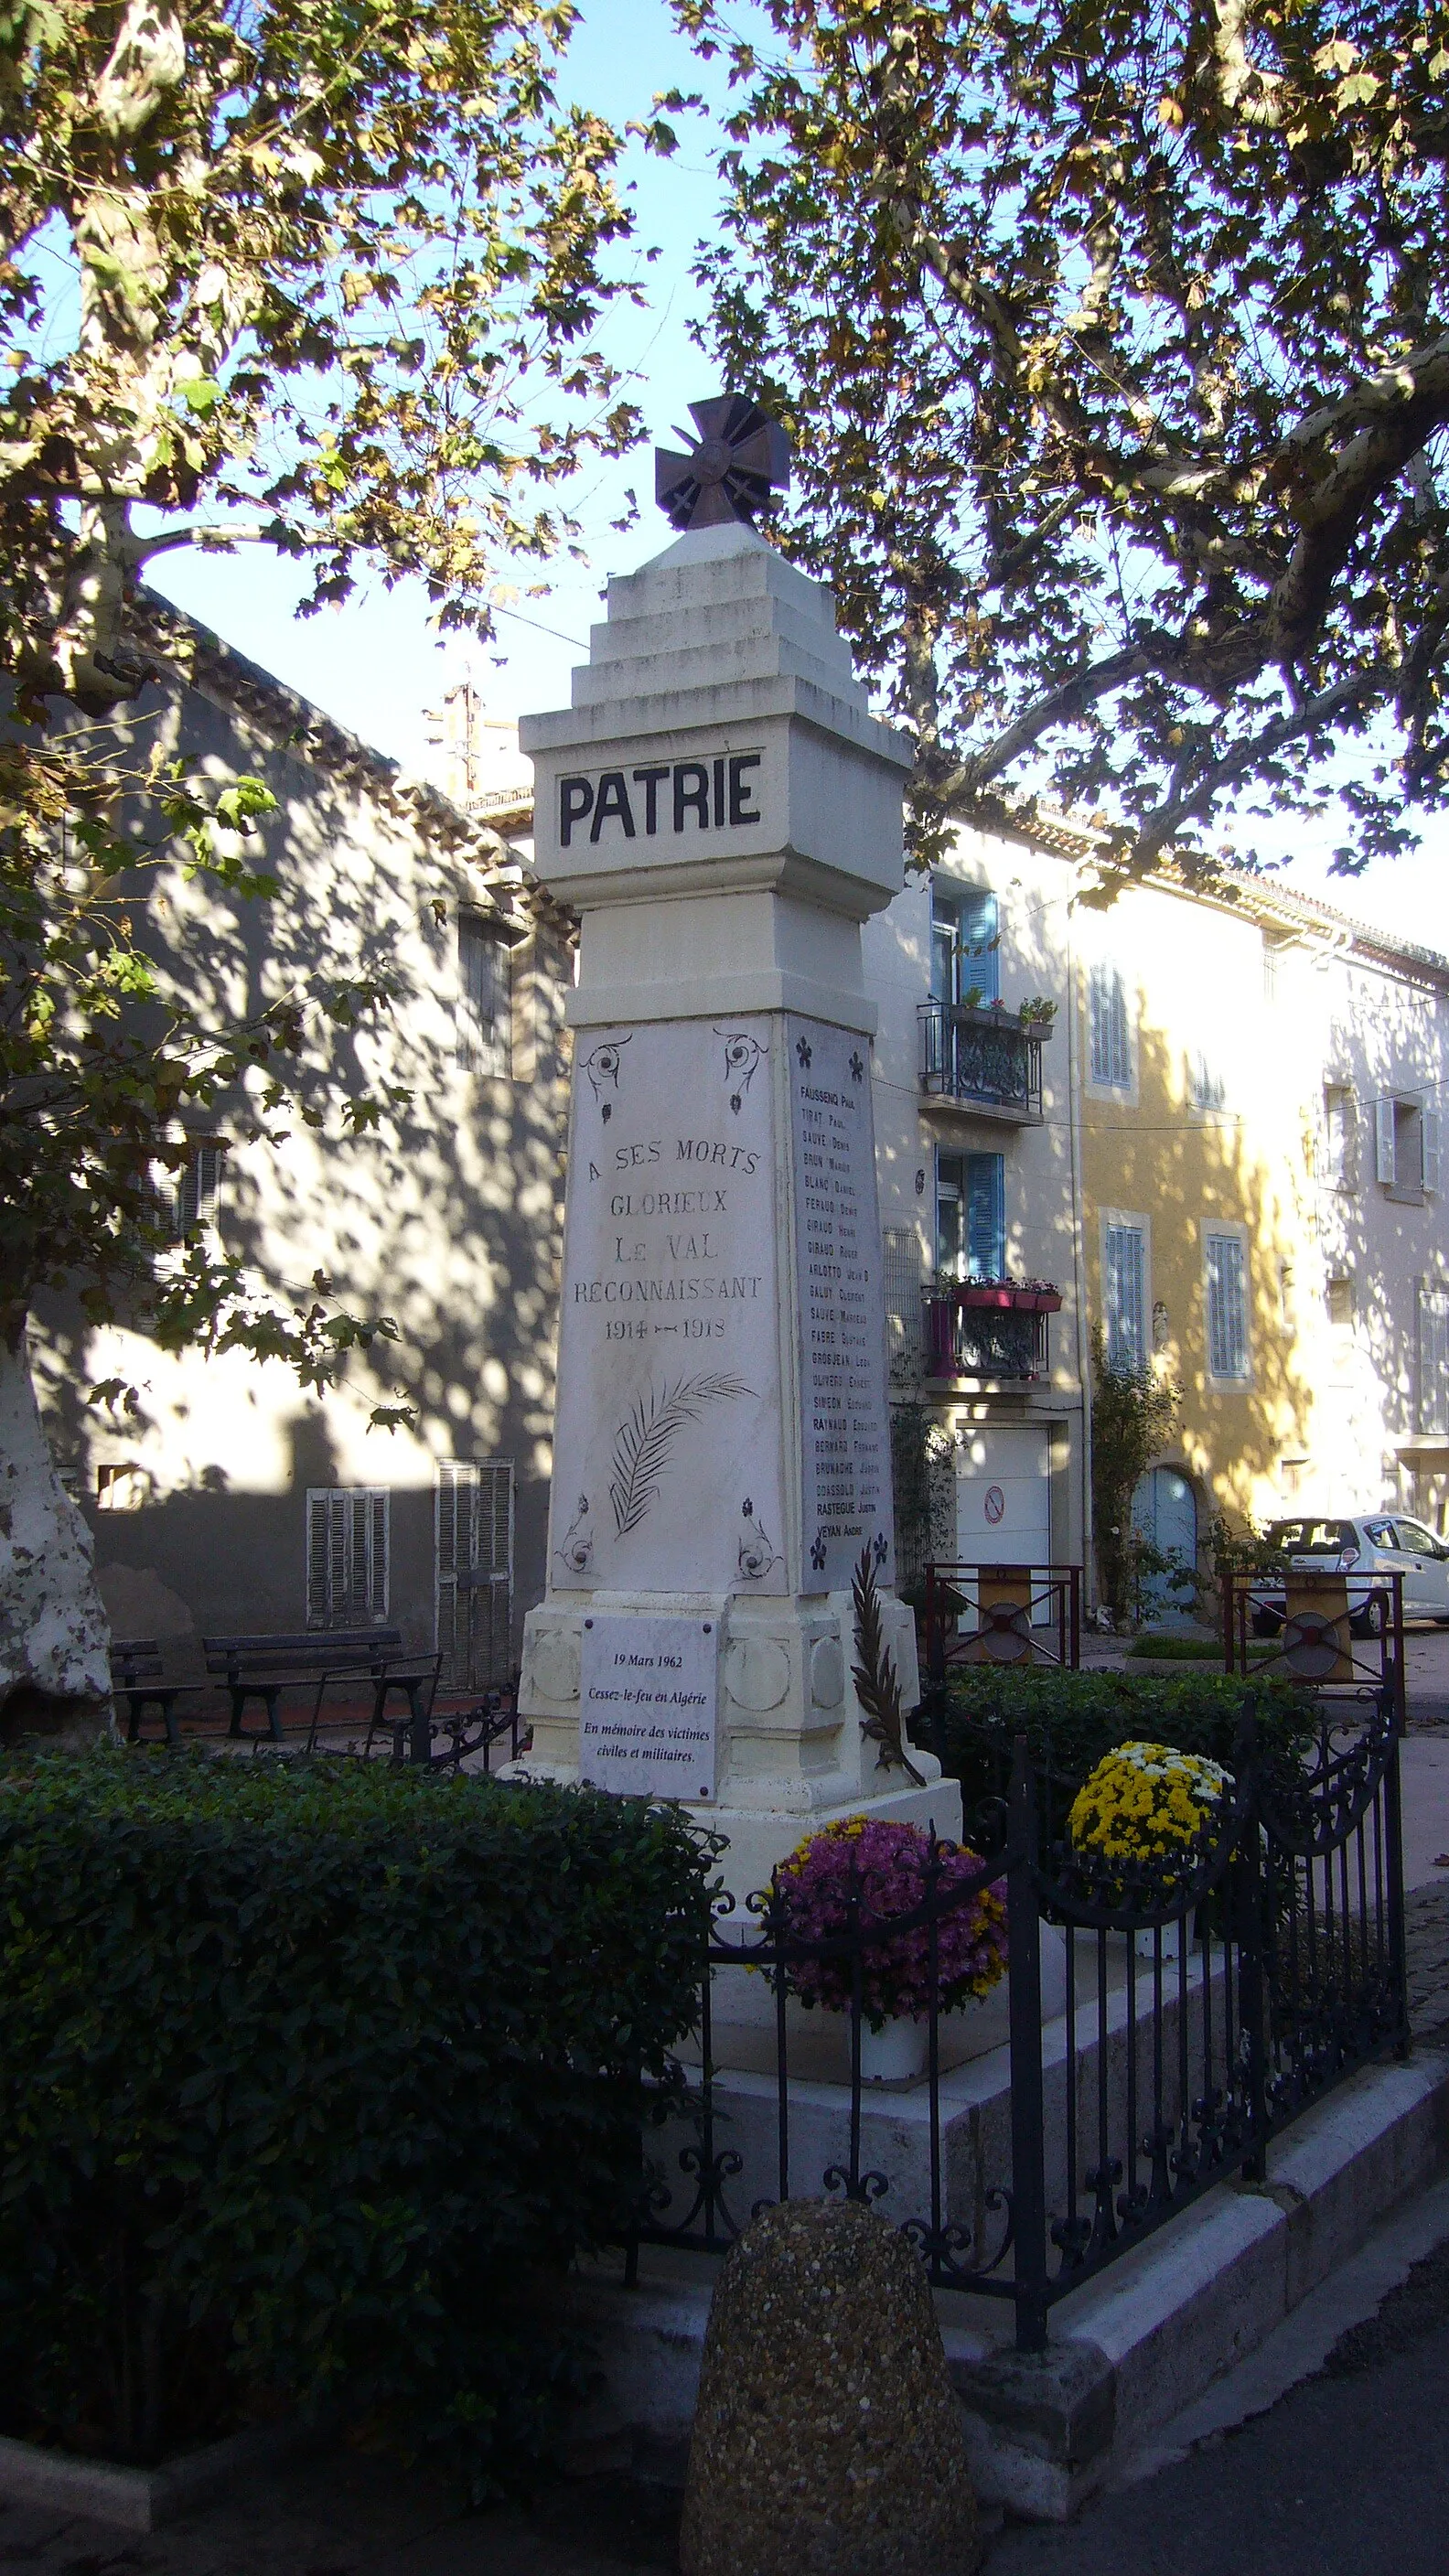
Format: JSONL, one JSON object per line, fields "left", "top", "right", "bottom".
{"left": 1130, "top": 666, "right": 1394, "bottom": 864}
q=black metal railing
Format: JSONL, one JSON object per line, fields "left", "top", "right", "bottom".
{"left": 923, "top": 1561, "right": 1082, "bottom": 1677}
{"left": 629, "top": 1687, "right": 1407, "bottom": 2352}
{"left": 918, "top": 999, "right": 1046, "bottom": 1119}
{"left": 1222, "top": 1568, "right": 1408, "bottom": 1731}
{"left": 923, "top": 1287, "right": 1051, "bottom": 1379}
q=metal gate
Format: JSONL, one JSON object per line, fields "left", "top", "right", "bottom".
{"left": 435, "top": 1461, "right": 514, "bottom": 1688}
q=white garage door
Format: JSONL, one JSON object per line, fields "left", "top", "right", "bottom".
{"left": 956, "top": 1424, "right": 1052, "bottom": 1616}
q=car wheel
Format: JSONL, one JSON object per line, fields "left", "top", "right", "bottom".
{"left": 1250, "top": 1609, "right": 1283, "bottom": 1638}
{"left": 1350, "top": 1594, "right": 1388, "bottom": 1641}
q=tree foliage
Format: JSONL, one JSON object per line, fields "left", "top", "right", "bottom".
{"left": 1, "top": 0, "right": 666, "bottom": 1381}
{"left": 1089, "top": 1324, "right": 1180, "bottom": 1624}
{"left": 682, "top": 0, "right": 1449, "bottom": 874}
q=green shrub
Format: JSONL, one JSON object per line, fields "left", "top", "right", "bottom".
{"left": 929, "top": 1667, "right": 1313, "bottom": 1838}
{"left": 1125, "top": 1635, "right": 1277, "bottom": 1663}
{"left": 0, "top": 1752, "right": 710, "bottom": 2486}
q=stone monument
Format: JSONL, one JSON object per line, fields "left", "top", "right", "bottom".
{"left": 515, "top": 396, "right": 961, "bottom": 1891}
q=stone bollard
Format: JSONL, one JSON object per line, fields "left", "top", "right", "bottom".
{"left": 679, "top": 2197, "right": 982, "bottom": 2576}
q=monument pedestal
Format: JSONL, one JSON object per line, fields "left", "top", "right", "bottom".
{"left": 514, "top": 511, "right": 961, "bottom": 1888}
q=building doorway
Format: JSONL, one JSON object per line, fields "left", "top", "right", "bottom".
{"left": 1131, "top": 1465, "right": 1199, "bottom": 1627}
{"left": 956, "top": 1422, "right": 1053, "bottom": 1624}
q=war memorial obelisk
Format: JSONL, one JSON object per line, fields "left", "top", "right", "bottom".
{"left": 515, "top": 399, "right": 961, "bottom": 1888}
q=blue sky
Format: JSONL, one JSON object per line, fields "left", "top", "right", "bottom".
{"left": 144, "top": 0, "right": 1449, "bottom": 948}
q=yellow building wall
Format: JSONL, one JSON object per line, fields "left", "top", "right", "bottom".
{"left": 1078, "top": 883, "right": 1316, "bottom": 1551}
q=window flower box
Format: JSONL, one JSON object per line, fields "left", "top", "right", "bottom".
{"left": 954, "top": 1279, "right": 1063, "bottom": 1315}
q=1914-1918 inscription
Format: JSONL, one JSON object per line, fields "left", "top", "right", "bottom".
{"left": 787, "top": 1016, "right": 893, "bottom": 1593}
{"left": 549, "top": 1014, "right": 787, "bottom": 1595}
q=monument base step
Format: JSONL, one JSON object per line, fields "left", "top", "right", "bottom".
{"left": 564, "top": 2044, "right": 1449, "bottom": 2519}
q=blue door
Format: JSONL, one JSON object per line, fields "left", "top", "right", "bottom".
{"left": 1131, "top": 1467, "right": 1199, "bottom": 1627}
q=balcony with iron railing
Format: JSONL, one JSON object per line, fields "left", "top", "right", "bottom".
{"left": 921, "top": 1278, "right": 1062, "bottom": 1382}
{"left": 918, "top": 997, "right": 1051, "bottom": 1122}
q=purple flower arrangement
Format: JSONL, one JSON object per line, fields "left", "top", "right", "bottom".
{"left": 773, "top": 1817, "right": 1008, "bottom": 2029}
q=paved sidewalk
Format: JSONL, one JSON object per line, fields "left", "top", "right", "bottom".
{"left": 0, "top": 2449, "right": 683, "bottom": 2576}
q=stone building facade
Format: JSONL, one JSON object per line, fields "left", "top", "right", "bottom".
{"left": 31, "top": 599, "right": 574, "bottom": 1680}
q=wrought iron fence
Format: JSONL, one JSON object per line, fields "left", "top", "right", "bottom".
{"left": 921, "top": 1288, "right": 1051, "bottom": 1381}
{"left": 918, "top": 999, "right": 1046, "bottom": 1119}
{"left": 1222, "top": 1567, "right": 1408, "bottom": 1730}
{"left": 629, "top": 1686, "right": 1407, "bottom": 2352}
{"left": 923, "top": 1561, "right": 1083, "bottom": 1680}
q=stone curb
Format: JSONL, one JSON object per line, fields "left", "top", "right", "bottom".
{"left": 947, "top": 2045, "right": 1449, "bottom": 2517}
{"left": 0, "top": 2416, "right": 319, "bottom": 2533}
{"left": 569, "top": 2045, "right": 1449, "bottom": 2523}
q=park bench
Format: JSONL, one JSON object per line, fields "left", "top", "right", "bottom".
{"left": 202, "top": 1627, "right": 432, "bottom": 1743}
{"left": 110, "top": 1637, "right": 209, "bottom": 1747}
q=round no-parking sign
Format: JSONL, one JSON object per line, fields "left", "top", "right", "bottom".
{"left": 983, "top": 1485, "right": 1006, "bottom": 1526}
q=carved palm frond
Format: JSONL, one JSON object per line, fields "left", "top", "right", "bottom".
{"left": 609, "top": 1373, "right": 754, "bottom": 1538}
{"left": 852, "top": 1543, "right": 925, "bottom": 1787}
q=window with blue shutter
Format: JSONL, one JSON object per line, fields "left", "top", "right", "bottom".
{"left": 936, "top": 1150, "right": 1005, "bottom": 1280}
{"left": 1089, "top": 961, "right": 1132, "bottom": 1089}
{"left": 1103, "top": 1222, "right": 1146, "bottom": 1372}
{"left": 965, "top": 1153, "right": 1005, "bottom": 1277}
{"left": 1205, "top": 1233, "right": 1250, "bottom": 1381}
{"left": 930, "top": 886, "right": 1000, "bottom": 1005}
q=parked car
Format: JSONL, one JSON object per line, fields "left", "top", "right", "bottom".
{"left": 1250, "top": 1515, "right": 1449, "bottom": 1637}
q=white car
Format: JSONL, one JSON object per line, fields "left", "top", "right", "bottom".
{"left": 1252, "top": 1515, "right": 1449, "bottom": 1637}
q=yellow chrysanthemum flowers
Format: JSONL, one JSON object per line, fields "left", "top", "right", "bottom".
{"left": 1068, "top": 1740, "right": 1232, "bottom": 1887}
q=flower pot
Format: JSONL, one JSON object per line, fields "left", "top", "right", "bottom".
{"left": 858, "top": 2017, "right": 929, "bottom": 2084}
{"left": 960, "top": 1285, "right": 1019, "bottom": 1311}
{"left": 1032, "top": 1292, "right": 1064, "bottom": 1314}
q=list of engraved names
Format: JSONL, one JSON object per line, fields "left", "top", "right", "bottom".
{"left": 787, "top": 1016, "right": 893, "bottom": 1592}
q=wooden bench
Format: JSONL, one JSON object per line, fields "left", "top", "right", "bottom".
{"left": 202, "top": 1628, "right": 416, "bottom": 1741}
{"left": 110, "top": 1638, "right": 209, "bottom": 1747}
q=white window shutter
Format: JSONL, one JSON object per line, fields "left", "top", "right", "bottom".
{"left": 306, "top": 1487, "right": 387, "bottom": 1627}
{"left": 1422, "top": 1107, "right": 1441, "bottom": 1196}
{"left": 1376, "top": 1097, "right": 1397, "bottom": 1185}
{"left": 306, "top": 1491, "right": 330, "bottom": 1627}
{"left": 368, "top": 1489, "right": 389, "bottom": 1618}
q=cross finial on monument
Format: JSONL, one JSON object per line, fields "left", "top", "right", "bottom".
{"left": 655, "top": 395, "right": 790, "bottom": 532}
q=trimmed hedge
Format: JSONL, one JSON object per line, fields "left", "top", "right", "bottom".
{"left": 932, "top": 1667, "right": 1314, "bottom": 1831}
{"left": 0, "top": 1753, "right": 711, "bottom": 2485}
{"left": 1124, "top": 1635, "right": 1276, "bottom": 1664}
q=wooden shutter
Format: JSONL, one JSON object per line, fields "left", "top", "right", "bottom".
{"left": 1205, "top": 1235, "right": 1249, "bottom": 1380}
{"left": 306, "top": 1490, "right": 342, "bottom": 1627}
{"left": 306, "top": 1487, "right": 387, "bottom": 1627}
{"left": 1420, "top": 1293, "right": 1449, "bottom": 1437}
{"left": 1376, "top": 1097, "right": 1397, "bottom": 1185}
{"left": 965, "top": 1152, "right": 1006, "bottom": 1278}
{"left": 435, "top": 1461, "right": 513, "bottom": 1686}
{"left": 1104, "top": 1224, "right": 1145, "bottom": 1372}
{"left": 961, "top": 890, "right": 1000, "bottom": 1002}
{"left": 435, "top": 1461, "right": 477, "bottom": 1681}
{"left": 1422, "top": 1108, "right": 1441, "bottom": 1197}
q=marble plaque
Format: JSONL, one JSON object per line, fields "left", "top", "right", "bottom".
{"left": 549, "top": 1014, "right": 788, "bottom": 1594}
{"left": 579, "top": 1612, "right": 719, "bottom": 1800}
{"left": 787, "top": 1016, "right": 895, "bottom": 1592}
